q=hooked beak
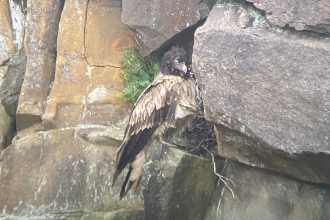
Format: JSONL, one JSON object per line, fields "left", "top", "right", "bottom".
{"left": 181, "top": 63, "right": 187, "bottom": 74}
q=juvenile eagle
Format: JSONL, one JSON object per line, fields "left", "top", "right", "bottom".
{"left": 112, "top": 46, "right": 199, "bottom": 198}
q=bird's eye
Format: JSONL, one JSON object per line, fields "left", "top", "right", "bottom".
{"left": 174, "top": 60, "right": 179, "bottom": 64}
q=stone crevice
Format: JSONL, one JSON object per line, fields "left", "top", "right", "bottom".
{"left": 83, "top": 0, "right": 91, "bottom": 66}
{"left": 88, "top": 64, "right": 121, "bottom": 69}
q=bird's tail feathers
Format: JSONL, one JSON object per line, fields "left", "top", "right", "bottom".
{"left": 119, "top": 166, "right": 133, "bottom": 199}
{"left": 115, "top": 150, "right": 146, "bottom": 199}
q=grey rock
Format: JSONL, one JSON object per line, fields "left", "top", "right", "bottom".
{"left": 247, "top": 0, "right": 330, "bottom": 34}
{"left": 0, "top": 103, "right": 13, "bottom": 150}
{"left": 77, "top": 125, "right": 125, "bottom": 147}
{"left": 193, "top": 2, "right": 330, "bottom": 184}
{"left": 121, "top": 0, "right": 212, "bottom": 56}
{"left": 81, "top": 209, "right": 144, "bottom": 220}
{"left": 204, "top": 161, "right": 330, "bottom": 220}
{"left": 0, "top": 50, "right": 26, "bottom": 116}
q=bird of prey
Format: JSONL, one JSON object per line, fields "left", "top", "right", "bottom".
{"left": 112, "top": 46, "right": 199, "bottom": 199}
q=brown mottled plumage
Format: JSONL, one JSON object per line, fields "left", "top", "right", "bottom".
{"left": 112, "top": 46, "right": 199, "bottom": 199}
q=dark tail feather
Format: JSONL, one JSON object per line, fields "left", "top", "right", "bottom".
{"left": 112, "top": 168, "right": 121, "bottom": 187}
{"left": 119, "top": 166, "right": 134, "bottom": 199}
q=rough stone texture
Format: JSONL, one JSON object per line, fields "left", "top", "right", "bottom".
{"left": 193, "top": 1, "right": 330, "bottom": 184}
{"left": 247, "top": 0, "right": 330, "bottom": 35}
{"left": 16, "top": 0, "right": 64, "bottom": 131}
{"left": 121, "top": 0, "right": 211, "bottom": 56}
{"left": 204, "top": 162, "right": 330, "bottom": 220}
{"left": 85, "top": 0, "right": 135, "bottom": 67}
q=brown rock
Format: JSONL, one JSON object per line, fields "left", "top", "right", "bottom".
{"left": 85, "top": 0, "right": 135, "bottom": 67}
{"left": 16, "top": 0, "right": 63, "bottom": 131}
{"left": 42, "top": 0, "right": 132, "bottom": 130}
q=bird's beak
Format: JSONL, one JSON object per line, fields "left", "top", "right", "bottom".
{"left": 181, "top": 63, "right": 187, "bottom": 74}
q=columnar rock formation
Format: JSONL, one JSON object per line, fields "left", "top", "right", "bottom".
{"left": 0, "top": 0, "right": 330, "bottom": 219}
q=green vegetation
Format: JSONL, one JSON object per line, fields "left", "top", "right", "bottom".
{"left": 117, "top": 47, "right": 161, "bottom": 102}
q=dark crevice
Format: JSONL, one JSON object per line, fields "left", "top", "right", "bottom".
{"left": 88, "top": 64, "right": 122, "bottom": 69}
{"left": 83, "top": 0, "right": 90, "bottom": 66}
{"left": 156, "top": 18, "right": 207, "bottom": 61}
{"left": 42, "top": 0, "right": 65, "bottom": 117}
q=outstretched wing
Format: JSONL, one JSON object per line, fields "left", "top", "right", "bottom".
{"left": 113, "top": 74, "right": 184, "bottom": 184}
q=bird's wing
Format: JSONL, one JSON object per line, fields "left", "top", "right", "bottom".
{"left": 113, "top": 74, "right": 184, "bottom": 181}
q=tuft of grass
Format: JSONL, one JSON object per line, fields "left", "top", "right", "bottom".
{"left": 117, "top": 47, "right": 161, "bottom": 103}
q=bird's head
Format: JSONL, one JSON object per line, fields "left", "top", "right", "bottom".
{"left": 161, "top": 46, "right": 188, "bottom": 77}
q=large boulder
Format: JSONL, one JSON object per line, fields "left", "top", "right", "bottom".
{"left": 193, "top": 1, "right": 330, "bottom": 185}
{"left": 121, "top": 0, "right": 213, "bottom": 56}
{"left": 204, "top": 161, "right": 330, "bottom": 220}
{"left": 142, "top": 145, "right": 221, "bottom": 220}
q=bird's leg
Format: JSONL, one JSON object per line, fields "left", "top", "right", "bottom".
{"left": 160, "top": 140, "right": 180, "bottom": 148}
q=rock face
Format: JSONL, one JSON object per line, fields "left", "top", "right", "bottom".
{"left": 1, "top": 0, "right": 330, "bottom": 219}
{"left": 121, "top": 0, "right": 212, "bottom": 56}
{"left": 193, "top": 1, "right": 330, "bottom": 185}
